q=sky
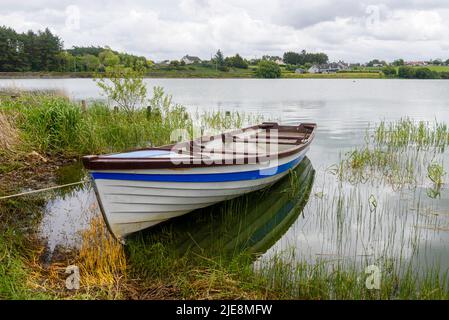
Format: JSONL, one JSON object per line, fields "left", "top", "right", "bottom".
{"left": 1, "top": 0, "right": 449, "bottom": 62}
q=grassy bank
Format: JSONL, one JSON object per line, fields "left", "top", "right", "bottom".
{"left": 1, "top": 68, "right": 382, "bottom": 79}
{"left": 0, "top": 89, "right": 256, "bottom": 179}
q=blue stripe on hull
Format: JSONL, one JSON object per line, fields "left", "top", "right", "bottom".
{"left": 92, "top": 155, "right": 305, "bottom": 183}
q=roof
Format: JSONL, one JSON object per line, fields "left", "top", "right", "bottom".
{"left": 182, "top": 55, "right": 201, "bottom": 62}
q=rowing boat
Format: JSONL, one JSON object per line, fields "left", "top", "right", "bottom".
{"left": 82, "top": 122, "right": 317, "bottom": 240}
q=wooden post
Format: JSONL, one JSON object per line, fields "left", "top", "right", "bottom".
{"left": 81, "top": 100, "right": 87, "bottom": 112}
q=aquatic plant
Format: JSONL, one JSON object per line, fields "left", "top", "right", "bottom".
{"left": 427, "top": 162, "right": 446, "bottom": 187}
{"left": 426, "top": 162, "right": 446, "bottom": 199}
{"left": 336, "top": 119, "right": 449, "bottom": 191}
{"left": 375, "top": 118, "right": 449, "bottom": 150}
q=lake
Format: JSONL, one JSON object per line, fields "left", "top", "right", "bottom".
{"left": 2, "top": 78, "right": 449, "bottom": 275}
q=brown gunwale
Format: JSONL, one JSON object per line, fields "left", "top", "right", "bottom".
{"left": 82, "top": 122, "right": 317, "bottom": 170}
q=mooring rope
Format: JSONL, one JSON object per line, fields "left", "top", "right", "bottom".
{"left": 0, "top": 180, "right": 86, "bottom": 201}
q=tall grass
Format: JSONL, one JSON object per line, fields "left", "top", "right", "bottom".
{"left": 337, "top": 119, "right": 447, "bottom": 190}
{"left": 375, "top": 118, "right": 449, "bottom": 150}
{"left": 0, "top": 111, "right": 20, "bottom": 154}
{"left": 0, "top": 87, "right": 260, "bottom": 159}
{"left": 77, "top": 215, "right": 127, "bottom": 298}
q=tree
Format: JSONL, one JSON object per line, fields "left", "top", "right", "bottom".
{"left": 283, "top": 51, "right": 301, "bottom": 65}
{"left": 446, "top": 59, "right": 449, "bottom": 66}
{"left": 68, "top": 46, "right": 104, "bottom": 57}
{"left": 80, "top": 54, "right": 100, "bottom": 71}
{"left": 255, "top": 60, "right": 281, "bottom": 78}
{"left": 99, "top": 49, "right": 120, "bottom": 67}
{"left": 225, "top": 54, "right": 248, "bottom": 69}
{"left": 56, "top": 51, "right": 76, "bottom": 72}
{"left": 36, "top": 28, "right": 63, "bottom": 71}
{"left": 283, "top": 50, "right": 328, "bottom": 65}
{"left": 392, "top": 59, "right": 404, "bottom": 66}
{"left": 0, "top": 26, "right": 62, "bottom": 72}
{"left": 415, "top": 67, "right": 438, "bottom": 79}
{"left": 382, "top": 66, "right": 397, "bottom": 77}
{"left": 95, "top": 66, "right": 147, "bottom": 114}
{"left": 213, "top": 50, "right": 225, "bottom": 70}
{"left": 398, "top": 66, "right": 416, "bottom": 78}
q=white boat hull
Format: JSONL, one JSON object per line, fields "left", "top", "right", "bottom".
{"left": 91, "top": 148, "right": 309, "bottom": 240}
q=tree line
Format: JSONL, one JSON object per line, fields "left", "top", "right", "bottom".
{"left": 0, "top": 26, "right": 152, "bottom": 72}
{"left": 0, "top": 26, "right": 62, "bottom": 72}
{"left": 283, "top": 50, "right": 329, "bottom": 66}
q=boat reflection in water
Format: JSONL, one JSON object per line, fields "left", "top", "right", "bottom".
{"left": 133, "top": 157, "right": 315, "bottom": 259}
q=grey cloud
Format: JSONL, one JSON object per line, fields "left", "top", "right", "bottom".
{"left": 0, "top": 0, "right": 448, "bottom": 62}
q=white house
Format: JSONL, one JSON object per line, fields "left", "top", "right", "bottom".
{"left": 181, "top": 55, "right": 202, "bottom": 65}
{"left": 308, "top": 62, "right": 348, "bottom": 74}
{"left": 275, "top": 58, "right": 285, "bottom": 65}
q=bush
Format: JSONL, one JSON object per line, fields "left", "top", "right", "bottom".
{"left": 382, "top": 66, "right": 397, "bottom": 77}
{"left": 415, "top": 68, "right": 439, "bottom": 79}
{"left": 255, "top": 60, "right": 281, "bottom": 78}
{"left": 225, "top": 54, "right": 249, "bottom": 69}
{"left": 398, "top": 66, "right": 416, "bottom": 79}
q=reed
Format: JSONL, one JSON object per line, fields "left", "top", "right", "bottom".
{"left": 337, "top": 119, "right": 448, "bottom": 191}
{"left": 375, "top": 118, "right": 449, "bottom": 150}
{"left": 77, "top": 214, "right": 127, "bottom": 298}
{"left": 0, "top": 111, "right": 20, "bottom": 154}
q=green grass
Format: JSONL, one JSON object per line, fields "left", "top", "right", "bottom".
{"left": 0, "top": 89, "right": 260, "bottom": 164}
{"left": 375, "top": 118, "right": 449, "bottom": 150}
{"left": 336, "top": 118, "right": 448, "bottom": 192}
{"left": 420, "top": 65, "right": 449, "bottom": 72}
{"left": 282, "top": 72, "right": 382, "bottom": 79}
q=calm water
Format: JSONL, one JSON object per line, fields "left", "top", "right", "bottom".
{"left": 2, "top": 78, "right": 449, "bottom": 273}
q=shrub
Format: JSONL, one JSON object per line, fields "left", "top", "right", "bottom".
{"left": 255, "top": 60, "right": 281, "bottom": 78}
{"left": 415, "top": 68, "right": 439, "bottom": 79}
{"left": 398, "top": 66, "right": 416, "bottom": 79}
{"left": 382, "top": 66, "right": 397, "bottom": 77}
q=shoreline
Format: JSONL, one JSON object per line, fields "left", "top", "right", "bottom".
{"left": 0, "top": 71, "right": 383, "bottom": 80}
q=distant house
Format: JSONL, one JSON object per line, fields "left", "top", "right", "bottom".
{"left": 275, "top": 59, "right": 285, "bottom": 66}
{"left": 405, "top": 61, "right": 428, "bottom": 67}
{"left": 181, "top": 55, "right": 202, "bottom": 65}
{"left": 295, "top": 68, "right": 305, "bottom": 74}
{"left": 308, "top": 62, "right": 345, "bottom": 74}
{"left": 337, "top": 60, "right": 349, "bottom": 70}
{"left": 158, "top": 60, "right": 170, "bottom": 66}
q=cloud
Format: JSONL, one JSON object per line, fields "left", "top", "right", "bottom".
{"left": 0, "top": 0, "right": 448, "bottom": 62}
